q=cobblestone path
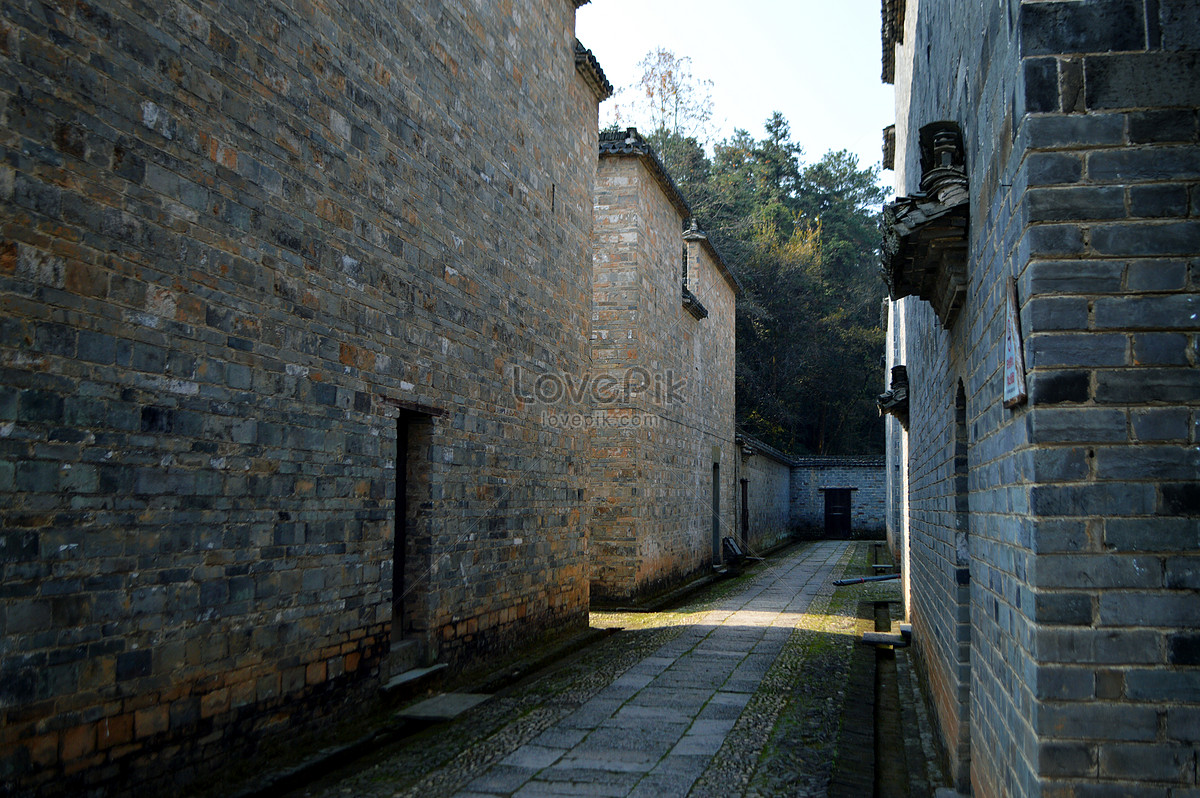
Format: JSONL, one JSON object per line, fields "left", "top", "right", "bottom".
{"left": 294, "top": 540, "right": 855, "bottom": 798}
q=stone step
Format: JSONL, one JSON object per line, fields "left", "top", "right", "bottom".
{"left": 381, "top": 663, "right": 447, "bottom": 695}
{"left": 394, "top": 692, "right": 489, "bottom": 721}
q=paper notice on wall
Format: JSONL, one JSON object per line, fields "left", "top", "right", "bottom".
{"left": 1003, "top": 277, "right": 1027, "bottom": 408}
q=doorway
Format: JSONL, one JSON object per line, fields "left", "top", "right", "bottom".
{"left": 711, "top": 462, "right": 721, "bottom": 563}
{"left": 822, "top": 488, "right": 854, "bottom": 537}
{"left": 394, "top": 412, "right": 433, "bottom": 645}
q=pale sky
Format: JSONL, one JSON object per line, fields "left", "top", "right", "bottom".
{"left": 576, "top": 0, "right": 895, "bottom": 181}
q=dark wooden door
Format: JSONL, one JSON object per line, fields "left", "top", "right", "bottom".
{"left": 824, "top": 488, "right": 852, "bottom": 537}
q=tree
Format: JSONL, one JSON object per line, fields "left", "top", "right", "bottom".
{"left": 648, "top": 130, "right": 715, "bottom": 224}
{"left": 705, "top": 118, "right": 886, "bottom": 455}
{"left": 608, "top": 48, "right": 715, "bottom": 143}
{"left": 609, "top": 50, "right": 887, "bottom": 454}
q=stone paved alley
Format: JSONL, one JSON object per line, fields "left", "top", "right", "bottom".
{"left": 268, "top": 541, "right": 947, "bottom": 798}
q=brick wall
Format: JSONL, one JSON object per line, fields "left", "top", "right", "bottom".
{"left": 884, "top": 312, "right": 906, "bottom": 564}
{"left": 789, "top": 457, "right": 886, "bottom": 537}
{"left": 1018, "top": 1, "right": 1200, "bottom": 794}
{"left": 738, "top": 438, "right": 793, "bottom": 553}
{"left": 887, "top": 1, "right": 1200, "bottom": 796}
{"left": 589, "top": 135, "right": 738, "bottom": 601}
{"left": 0, "top": 0, "right": 602, "bottom": 794}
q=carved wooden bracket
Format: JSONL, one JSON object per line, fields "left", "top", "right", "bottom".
{"left": 881, "top": 122, "right": 969, "bottom": 329}
{"left": 877, "top": 365, "right": 910, "bottom": 429}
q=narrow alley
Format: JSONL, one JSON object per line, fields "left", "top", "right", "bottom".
{"left": 255, "top": 541, "right": 947, "bottom": 798}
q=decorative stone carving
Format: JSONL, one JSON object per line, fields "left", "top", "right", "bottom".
{"left": 881, "top": 121, "right": 969, "bottom": 329}
{"left": 877, "top": 365, "right": 910, "bottom": 429}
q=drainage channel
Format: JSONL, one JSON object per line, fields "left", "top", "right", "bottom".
{"left": 874, "top": 601, "right": 910, "bottom": 798}
{"left": 828, "top": 599, "right": 911, "bottom": 798}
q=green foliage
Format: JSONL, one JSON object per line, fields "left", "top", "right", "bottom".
{"left": 653, "top": 114, "right": 887, "bottom": 455}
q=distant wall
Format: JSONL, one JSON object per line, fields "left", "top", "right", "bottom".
{"left": 740, "top": 445, "right": 792, "bottom": 552}
{"left": 790, "top": 457, "right": 886, "bottom": 537}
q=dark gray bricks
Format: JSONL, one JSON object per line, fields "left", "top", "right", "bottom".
{"left": 1020, "top": 0, "right": 1146, "bottom": 57}
{"left": 890, "top": 0, "right": 1200, "bottom": 795}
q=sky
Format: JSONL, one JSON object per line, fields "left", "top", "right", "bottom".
{"left": 576, "top": 0, "right": 895, "bottom": 184}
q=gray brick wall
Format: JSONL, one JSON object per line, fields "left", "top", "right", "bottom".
{"left": 739, "top": 443, "right": 793, "bottom": 552}
{"left": 887, "top": 1, "right": 1200, "bottom": 796}
{"left": 0, "top": 0, "right": 601, "bottom": 794}
{"left": 790, "top": 457, "right": 886, "bottom": 536}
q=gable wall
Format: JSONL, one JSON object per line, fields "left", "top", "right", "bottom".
{"left": 590, "top": 152, "right": 737, "bottom": 601}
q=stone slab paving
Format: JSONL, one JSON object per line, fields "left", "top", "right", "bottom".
{"left": 459, "top": 541, "right": 847, "bottom": 797}
{"left": 290, "top": 540, "right": 852, "bottom": 798}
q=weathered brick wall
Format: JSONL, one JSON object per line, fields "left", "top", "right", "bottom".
{"left": 0, "top": 0, "right": 600, "bottom": 794}
{"left": 888, "top": 1, "right": 1200, "bottom": 796}
{"left": 789, "top": 457, "right": 886, "bottom": 536}
{"left": 590, "top": 139, "right": 738, "bottom": 601}
{"left": 739, "top": 442, "right": 792, "bottom": 552}
{"left": 590, "top": 153, "right": 643, "bottom": 595}
{"left": 676, "top": 229, "right": 738, "bottom": 579}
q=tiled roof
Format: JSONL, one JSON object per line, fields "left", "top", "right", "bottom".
{"left": 736, "top": 433, "right": 796, "bottom": 466}
{"left": 736, "top": 432, "right": 884, "bottom": 468}
{"left": 792, "top": 456, "right": 885, "bottom": 469}
{"left": 598, "top": 127, "right": 660, "bottom": 157}
{"left": 881, "top": 122, "right": 969, "bottom": 329}
{"left": 574, "top": 40, "right": 613, "bottom": 101}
